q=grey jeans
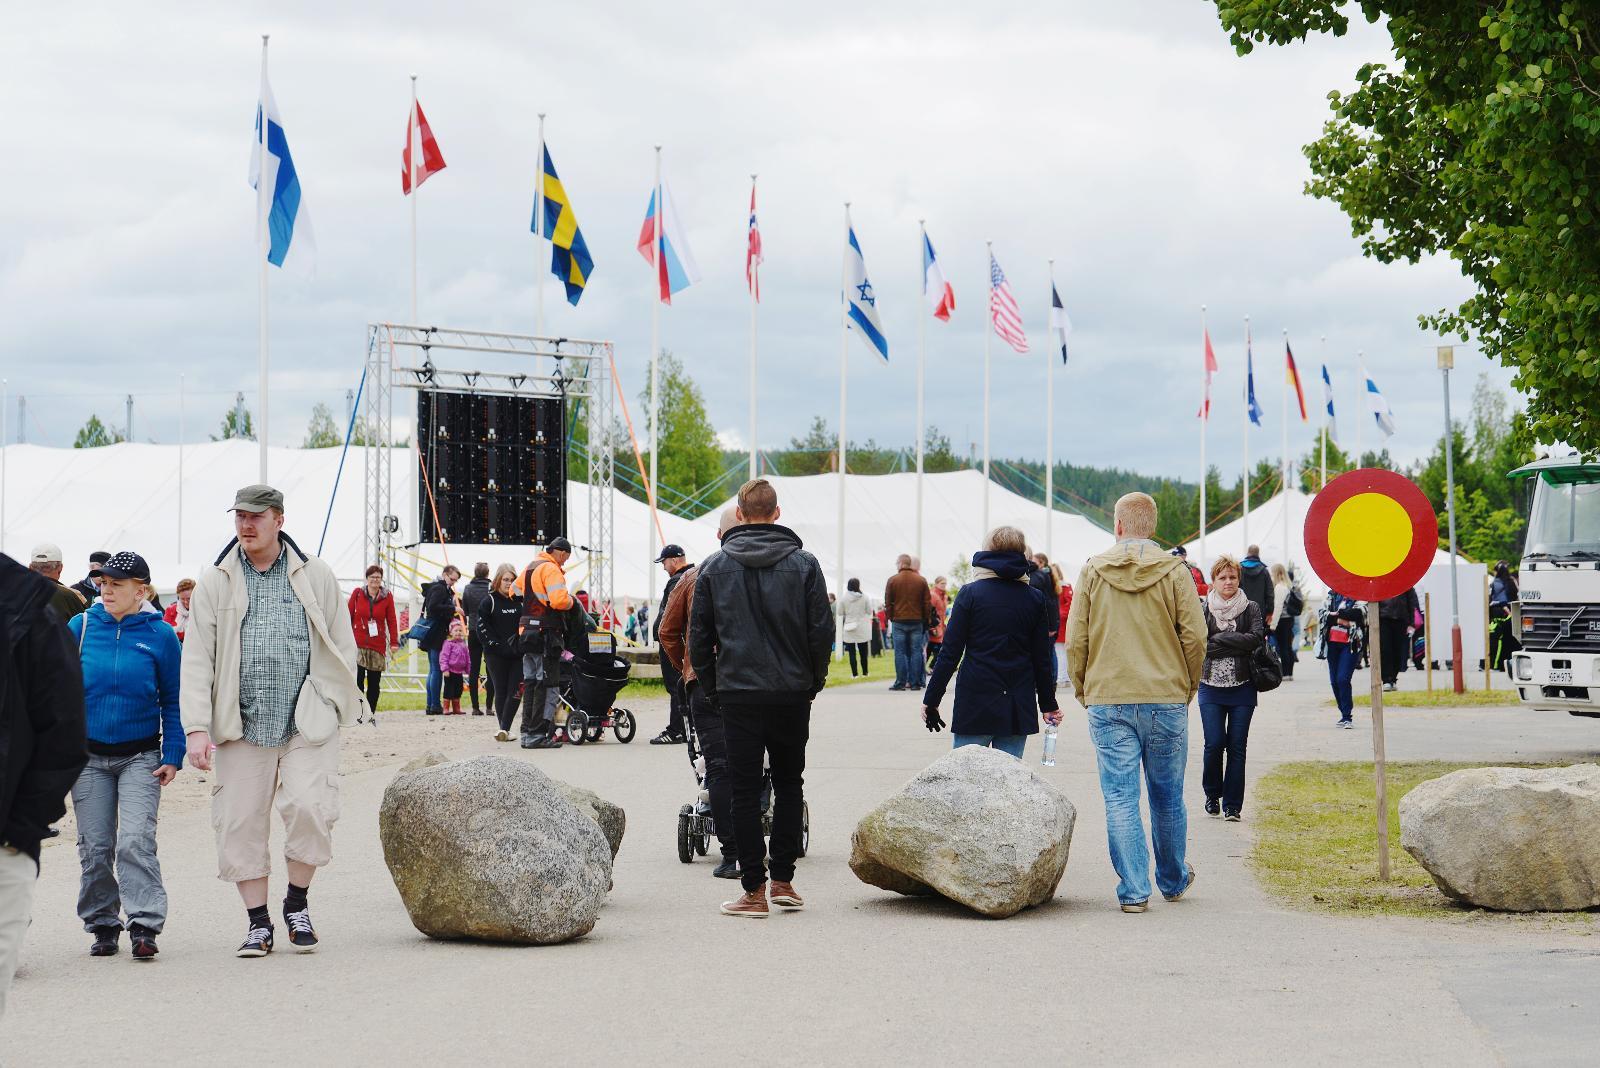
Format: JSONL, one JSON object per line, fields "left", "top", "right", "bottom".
{"left": 70, "top": 750, "right": 167, "bottom": 933}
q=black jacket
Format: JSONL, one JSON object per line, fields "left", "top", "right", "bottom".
{"left": 1, "top": 554, "right": 88, "bottom": 868}
{"left": 925, "top": 551, "right": 1059, "bottom": 736}
{"left": 1239, "top": 556, "right": 1275, "bottom": 622}
{"left": 654, "top": 563, "right": 693, "bottom": 642}
{"left": 688, "top": 525, "right": 832, "bottom": 704}
{"left": 475, "top": 589, "right": 523, "bottom": 655}
{"left": 460, "top": 577, "right": 493, "bottom": 635}
{"left": 1379, "top": 588, "right": 1420, "bottom": 624}
{"left": 1201, "top": 600, "right": 1267, "bottom": 684}
{"left": 70, "top": 575, "right": 97, "bottom": 604}
{"left": 417, "top": 578, "right": 456, "bottom": 651}
{"left": 1027, "top": 566, "right": 1062, "bottom": 638}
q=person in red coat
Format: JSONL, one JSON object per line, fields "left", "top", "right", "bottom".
{"left": 1055, "top": 575, "right": 1073, "bottom": 685}
{"left": 348, "top": 565, "right": 400, "bottom": 714}
{"left": 162, "top": 578, "right": 195, "bottom": 642}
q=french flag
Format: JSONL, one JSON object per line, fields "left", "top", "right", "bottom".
{"left": 922, "top": 232, "right": 955, "bottom": 321}
{"left": 636, "top": 180, "right": 701, "bottom": 304}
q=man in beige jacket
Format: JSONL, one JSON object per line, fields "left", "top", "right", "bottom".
{"left": 181, "top": 485, "right": 363, "bottom": 958}
{"left": 1066, "top": 492, "right": 1206, "bottom": 914}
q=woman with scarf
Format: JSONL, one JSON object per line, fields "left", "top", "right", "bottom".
{"left": 161, "top": 578, "right": 195, "bottom": 642}
{"left": 348, "top": 565, "right": 400, "bottom": 714}
{"left": 1198, "top": 554, "right": 1267, "bottom": 821}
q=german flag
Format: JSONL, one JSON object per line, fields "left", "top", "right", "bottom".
{"left": 1285, "top": 340, "right": 1308, "bottom": 421}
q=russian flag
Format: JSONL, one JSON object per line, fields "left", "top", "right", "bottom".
{"left": 922, "top": 232, "right": 954, "bottom": 321}
{"left": 636, "top": 181, "right": 701, "bottom": 304}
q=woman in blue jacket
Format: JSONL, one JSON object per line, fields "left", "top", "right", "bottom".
{"left": 66, "top": 552, "right": 182, "bottom": 960}
{"left": 922, "top": 527, "right": 1061, "bottom": 757}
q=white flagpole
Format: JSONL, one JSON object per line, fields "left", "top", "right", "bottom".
{"left": 1242, "top": 314, "right": 1251, "bottom": 547}
{"left": 982, "top": 240, "right": 993, "bottom": 539}
{"left": 1355, "top": 349, "right": 1365, "bottom": 466}
{"left": 748, "top": 174, "right": 759, "bottom": 480}
{"left": 1044, "top": 258, "right": 1055, "bottom": 562}
{"left": 1281, "top": 328, "right": 1291, "bottom": 571}
{"left": 535, "top": 112, "right": 546, "bottom": 338}
{"left": 1199, "top": 304, "right": 1209, "bottom": 562}
{"left": 648, "top": 144, "right": 662, "bottom": 616}
{"left": 1320, "top": 334, "right": 1328, "bottom": 489}
{"left": 409, "top": 74, "right": 419, "bottom": 324}
{"left": 836, "top": 203, "right": 851, "bottom": 659}
{"left": 915, "top": 220, "right": 927, "bottom": 564}
{"left": 258, "top": 34, "right": 270, "bottom": 483}
{"left": 178, "top": 373, "right": 185, "bottom": 563}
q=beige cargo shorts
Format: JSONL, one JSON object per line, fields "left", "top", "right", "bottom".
{"left": 211, "top": 733, "right": 341, "bottom": 882}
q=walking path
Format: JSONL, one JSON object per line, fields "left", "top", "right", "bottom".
{"left": 4, "top": 672, "right": 1597, "bottom": 1065}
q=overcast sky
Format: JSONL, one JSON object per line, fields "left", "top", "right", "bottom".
{"left": 1, "top": 2, "right": 1515, "bottom": 483}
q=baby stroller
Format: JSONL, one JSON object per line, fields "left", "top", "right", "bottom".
{"left": 556, "top": 641, "right": 637, "bottom": 745}
{"left": 676, "top": 721, "right": 809, "bottom": 863}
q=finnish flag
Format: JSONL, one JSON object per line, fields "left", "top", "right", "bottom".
{"left": 250, "top": 76, "right": 315, "bottom": 273}
{"left": 1364, "top": 366, "right": 1396, "bottom": 438}
{"left": 1321, "top": 363, "right": 1339, "bottom": 443}
{"left": 844, "top": 215, "right": 888, "bottom": 361}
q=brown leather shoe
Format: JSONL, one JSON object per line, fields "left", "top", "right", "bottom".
{"left": 720, "top": 887, "right": 769, "bottom": 919}
{"left": 769, "top": 881, "right": 804, "bottom": 909}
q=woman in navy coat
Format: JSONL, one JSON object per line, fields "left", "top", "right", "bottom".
{"left": 922, "top": 527, "right": 1061, "bottom": 758}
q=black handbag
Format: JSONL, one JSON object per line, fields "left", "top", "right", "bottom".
{"left": 1250, "top": 642, "right": 1284, "bottom": 692}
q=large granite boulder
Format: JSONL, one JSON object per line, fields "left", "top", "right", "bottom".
{"left": 379, "top": 754, "right": 612, "bottom": 943}
{"left": 1400, "top": 764, "right": 1600, "bottom": 912}
{"left": 554, "top": 782, "right": 626, "bottom": 860}
{"left": 850, "top": 745, "right": 1075, "bottom": 917}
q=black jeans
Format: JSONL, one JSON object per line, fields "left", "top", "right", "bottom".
{"left": 485, "top": 651, "right": 522, "bottom": 733}
{"left": 661, "top": 657, "right": 687, "bottom": 737}
{"left": 468, "top": 632, "right": 492, "bottom": 712}
{"left": 1273, "top": 617, "right": 1297, "bottom": 677}
{"left": 845, "top": 642, "right": 870, "bottom": 676}
{"left": 687, "top": 683, "right": 736, "bottom": 859}
{"left": 521, "top": 651, "right": 561, "bottom": 738}
{"left": 1379, "top": 618, "right": 1409, "bottom": 685}
{"left": 356, "top": 666, "right": 382, "bottom": 712}
{"left": 1199, "top": 700, "right": 1255, "bottom": 813}
{"left": 721, "top": 700, "right": 810, "bottom": 892}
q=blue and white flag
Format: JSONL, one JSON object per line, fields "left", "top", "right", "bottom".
{"left": 1049, "top": 281, "right": 1071, "bottom": 364}
{"left": 844, "top": 215, "right": 888, "bottom": 361}
{"left": 1364, "top": 365, "right": 1396, "bottom": 438}
{"left": 249, "top": 76, "right": 315, "bottom": 273}
{"left": 1245, "top": 328, "right": 1263, "bottom": 427}
{"left": 1321, "top": 363, "right": 1339, "bottom": 443}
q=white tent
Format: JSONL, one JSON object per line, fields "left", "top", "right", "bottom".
{"left": 692, "top": 469, "right": 1113, "bottom": 597}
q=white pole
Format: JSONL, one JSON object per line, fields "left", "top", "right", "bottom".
{"left": 535, "top": 112, "right": 546, "bottom": 338}
{"left": 1199, "top": 304, "right": 1208, "bottom": 562}
{"left": 409, "top": 74, "right": 419, "bottom": 324}
{"left": 915, "top": 220, "right": 927, "bottom": 563}
{"left": 836, "top": 203, "right": 851, "bottom": 659}
{"left": 258, "top": 35, "right": 270, "bottom": 484}
{"left": 1320, "top": 334, "right": 1328, "bottom": 488}
{"left": 648, "top": 145, "right": 662, "bottom": 617}
{"left": 748, "top": 174, "right": 759, "bottom": 481}
{"left": 1242, "top": 314, "right": 1251, "bottom": 548}
{"left": 1282, "top": 328, "right": 1290, "bottom": 570}
{"left": 1044, "top": 258, "right": 1055, "bottom": 562}
{"left": 178, "top": 373, "right": 185, "bottom": 563}
{"left": 1355, "top": 350, "right": 1365, "bottom": 466}
{"left": 982, "top": 240, "right": 993, "bottom": 539}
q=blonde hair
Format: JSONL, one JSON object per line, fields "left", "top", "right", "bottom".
{"left": 1270, "top": 562, "right": 1287, "bottom": 584}
{"left": 983, "top": 526, "right": 1027, "bottom": 554}
{"left": 491, "top": 563, "right": 518, "bottom": 594}
{"left": 1210, "top": 553, "right": 1241, "bottom": 582}
{"left": 1114, "top": 492, "right": 1158, "bottom": 539}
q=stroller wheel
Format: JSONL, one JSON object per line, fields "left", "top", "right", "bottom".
{"left": 613, "top": 709, "right": 637, "bottom": 743}
{"left": 799, "top": 801, "right": 810, "bottom": 858}
{"left": 565, "top": 710, "right": 588, "bottom": 745}
{"left": 677, "top": 804, "right": 694, "bottom": 864}
{"left": 586, "top": 719, "right": 605, "bottom": 743}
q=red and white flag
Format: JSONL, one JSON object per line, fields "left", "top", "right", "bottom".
{"left": 923, "top": 231, "right": 955, "bottom": 321}
{"left": 401, "top": 100, "right": 446, "bottom": 194}
{"left": 988, "top": 252, "right": 1028, "bottom": 353}
{"left": 1198, "top": 327, "right": 1219, "bottom": 419}
{"left": 746, "top": 181, "right": 763, "bottom": 301}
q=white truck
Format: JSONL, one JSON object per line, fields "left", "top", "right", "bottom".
{"left": 1509, "top": 456, "right": 1600, "bottom": 717}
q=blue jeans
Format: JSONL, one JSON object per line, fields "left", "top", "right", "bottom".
{"left": 1327, "top": 642, "right": 1358, "bottom": 718}
{"left": 1199, "top": 702, "right": 1255, "bottom": 813}
{"left": 1087, "top": 703, "right": 1189, "bottom": 905}
{"left": 892, "top": 622, "right": 926, "bottom": 687}
{"left": 70, "top": 750, "right": 166, "bottom": 933}
{"left": 953, "top": 733, "right": 1027, "bottom": 759}
{"left": 425, "top": 647, "right": 444, "bottom": 711}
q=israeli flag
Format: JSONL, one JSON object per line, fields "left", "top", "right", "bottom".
{"left": 249, "top": 77, "right": 315, "bottom": 273}
{"left": 844, "top": 218, "right": 888, "bottom": 361}
{"left": 1321, "top": 363, "right": 1339, "bottom": 443}
{"left": 1365, "top": 366, "right": 1396, "bottom": 438}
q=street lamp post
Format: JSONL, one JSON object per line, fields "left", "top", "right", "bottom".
{"left": 1439, "top": 345, "right": 1464, "bottom": 694}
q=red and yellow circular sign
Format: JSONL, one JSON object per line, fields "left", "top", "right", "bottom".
{"left": 1304, "top": 468, "right": 1438, "bottom": 602}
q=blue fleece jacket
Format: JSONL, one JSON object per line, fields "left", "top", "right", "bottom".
{"left": 67, "top": 604, "right": 184, "bottom": 768}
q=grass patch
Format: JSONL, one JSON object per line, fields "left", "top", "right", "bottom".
{"left": 1349, "top": 688, "right": 1513, "bottom": 708}
{"left": 1251, "top": 760, "right": 1568, "bottom": 919}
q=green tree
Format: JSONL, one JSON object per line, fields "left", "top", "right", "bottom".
{"left": 302, "top": 402, "right": 341, "bottom": 448}
{"left": 1213, "top": 2, "right": 1600, "bottom": 453}
{"left": 214, "top": 404, "right": 255, "bottom": 441}
{"left": 73, "top": 414, "right": 125, "bottom": 449}
{"left": 923, "top": 424, "right": 963, "bottom": 474}
{"left": 1298, "top": 431, "right": 1354, "bottom": 492}
{"left": 1447, "top": 486, "right": 1527, "bottom": 565}
{"left": 639, "top": 351, "right": 723, "bottom": 504}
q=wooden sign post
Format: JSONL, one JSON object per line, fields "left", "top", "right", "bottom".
{"left": 1304, "top": 468, "right": 1439, "bottom": 882}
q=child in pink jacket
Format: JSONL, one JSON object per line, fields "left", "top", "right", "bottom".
{"left": 439, "top": 619, "right": 470, "bottom": 715}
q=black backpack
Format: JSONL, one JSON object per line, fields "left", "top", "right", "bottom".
{"left": 1283, "top": 586, "right": 1304, "bottom": 618}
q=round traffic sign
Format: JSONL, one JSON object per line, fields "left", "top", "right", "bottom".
{"left": 1304, "top": 468, "right": 1438, "bottom": 602}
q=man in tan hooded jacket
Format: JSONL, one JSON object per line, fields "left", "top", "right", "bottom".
{"left": 1066, "top": 492, "right": 1206, "bottom": 914}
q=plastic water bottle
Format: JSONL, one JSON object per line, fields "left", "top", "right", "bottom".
{"left": 1041, "top": 723, "right": 1059, "bottom": 767}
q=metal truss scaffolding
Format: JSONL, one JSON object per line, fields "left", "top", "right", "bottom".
{"left": 362, "top": 323, "right": 615, "bottom": 612}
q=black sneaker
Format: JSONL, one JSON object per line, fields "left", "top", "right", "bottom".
{"left": 284, "top": 906, "right": 318, "bottom": 951}
{"left": 1204, "top": 798, "right": 1221, "bottom": 818}
{"left": 129, "top": 923, "right": 159, "bottom": 960}
{"left": 236, "top": 924, "right": 274, "bottom": 958}
{"left": 521, "top": 734, "right": 562, "bottom": 749}
{"left": 648, "top": 730, "right": 684, "bottom": 745}
{"left": 89, "top": 925, "right": 121, "bottom": 957}
{"left": 712, "top": 857, "right": 740, "bottom": 879}
{"left": 1224, "top": 809, "right": 1242, "bottom": 822}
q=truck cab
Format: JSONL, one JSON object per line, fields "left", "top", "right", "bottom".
{"left": 1509, "top": 456, "right": 1600, "bottom": 716}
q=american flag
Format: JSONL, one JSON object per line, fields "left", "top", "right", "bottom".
{"left": 746, "top": 181, "right": 763, "bottom": 301}
{"left": 989, "top": 252, "right": 1029, "bottom": 354}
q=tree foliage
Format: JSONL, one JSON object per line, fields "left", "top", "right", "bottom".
{"left": 639, "top": 351, "right": 723, "bottom": 501}
{"left": 73, "top": 414, "right": 125, "bottom": 449}
{"left": 214, "top": 404, "right": 254, "bottom": 441}
{"left": 1213, "top": 1, "right": 1600, "bottom": 452}
{"left": 302, "top": 402, "right": 341, "bottom": 448}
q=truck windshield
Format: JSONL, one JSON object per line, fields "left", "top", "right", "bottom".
{"left": 1526, "top": 474, "right": 1600, "bottom": 558}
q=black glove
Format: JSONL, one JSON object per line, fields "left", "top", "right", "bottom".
{"left": 924, "top": 706, "right": 945, "bottom": 733}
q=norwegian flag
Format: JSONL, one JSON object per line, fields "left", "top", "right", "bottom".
{"left": 402, "top": 99, "right": 446, "bottom": 194}
{"left": 1199, "top": 327, "right": 1219, "bottom": 419}
{"left": 988, "top": 252, "right": 1029, "bottom": 354}
{"left": 746, "top": 181, "right": 763, "bottom": 301}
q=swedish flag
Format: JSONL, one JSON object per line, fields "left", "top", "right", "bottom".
{"left": 532, "top": 143, "right": 594, "bottom": 306}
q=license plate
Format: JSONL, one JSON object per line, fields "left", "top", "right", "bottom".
{"left": 1550, "top": 669, "right": 1574, "bottom": 684}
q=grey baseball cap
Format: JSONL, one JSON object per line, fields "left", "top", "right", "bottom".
{"left": 230, "top": 484, "right": 285, "bottom": 512}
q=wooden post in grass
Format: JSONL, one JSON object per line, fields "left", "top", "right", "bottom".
{"left": 1424, "top": 591, "right": 1433, "bottom": 693}
{"left": 1368, "top": 600, "right": 1391, "bottom": 881}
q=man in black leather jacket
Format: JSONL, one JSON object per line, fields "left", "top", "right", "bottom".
{"left": 689, "top": 479, "right": 831, "bottom": 918}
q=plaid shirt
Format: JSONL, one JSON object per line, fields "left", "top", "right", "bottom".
{"left": 238, "top": 547, "right": 311, "bottom": 747}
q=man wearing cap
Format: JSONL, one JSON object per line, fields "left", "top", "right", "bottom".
{"left": 649, "top": 545, "right": 694, "bottom": 746}
{"left": 71, "top": 551, "right": 110, "bottom": 606}
{"left": 181, "top": 485, "right": 363, "bottom": 958}
{"left": 28, "top": 544, "right": 87, "bottom": 623}
{"left": 513, "top": 537, "right": 574, "bottom": 749}
{"left": 1172, "top": 545, "right": 1208, "bottom": 598}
